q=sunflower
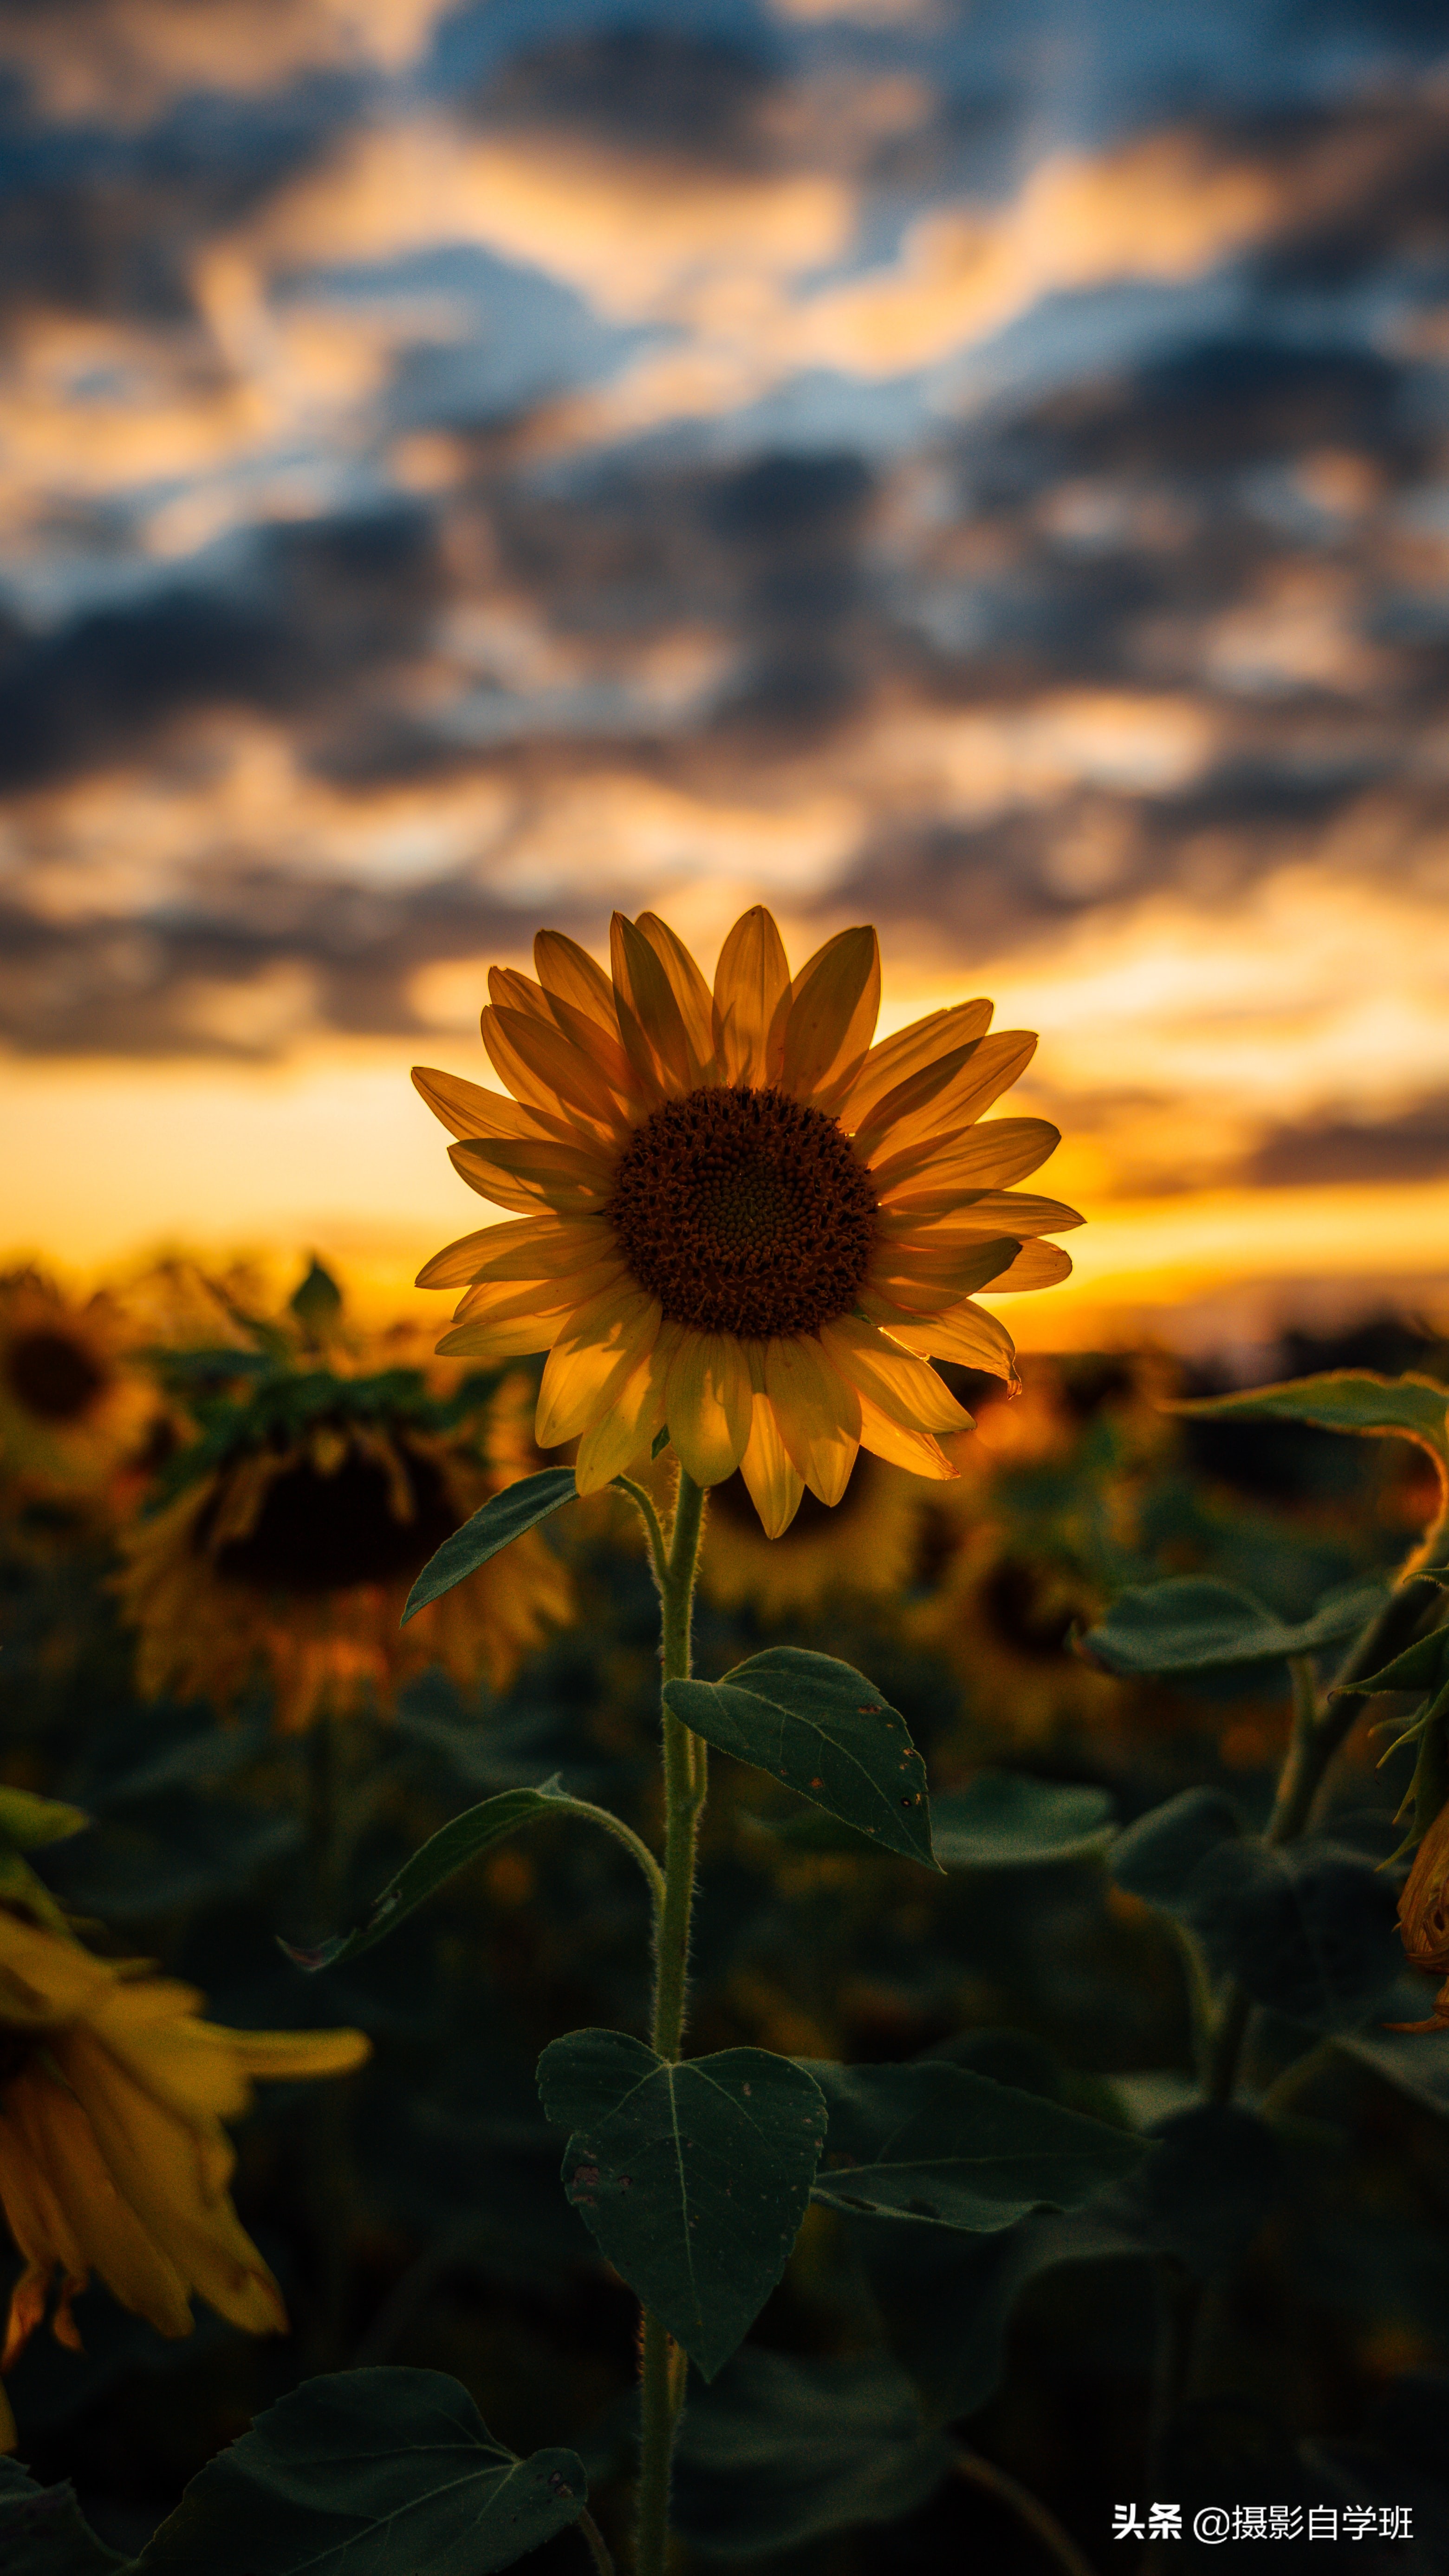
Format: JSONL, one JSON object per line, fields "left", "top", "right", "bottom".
{"left": 0, "top": 1906, "right": 367, "bottom": 2447}
{"left": 700, "top": 1453, "right": 925, "bottom": 1620}
{"left": 0, "top": 1268, "right": 158, "bottom": 1508}
{"left": 413, "top": 907, "right": 1080, "bottom": 1532}
{"left": 116, "top": 1359, "right": 571, "bottom": 1733}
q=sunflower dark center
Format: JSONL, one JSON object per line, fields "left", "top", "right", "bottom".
{"left": 608, "top": 1084, "right": 877, "bottom": 1338}
{"left": 201, "top": 1433, "right": 459, "bottom": 1596}
{"left": 6, "top": 1329, "right": 106, "bottom": 1424}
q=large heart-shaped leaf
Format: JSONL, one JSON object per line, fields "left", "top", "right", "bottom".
{"left": 133, "top": 2369, "right": 586, "bottom": 2575}
{"left": 930, "top": 1774, "right": 1115, "bottom": 1869}
{"left": 1080, "top": 1576, "right": 1386, "bottom": 1678}
{"left": 664, "top": 1649, "right": 936, "bottom": 1869}
{"left": 800, "top": 2059, "right": 1146, "bottom": 2231}
{"left": 1169, "top": 1370, "right": 1449, "bottom": 1495}
{"left": 537, "top": 2030, "right": 827, "bottom": 2379}
{"left": 402, "top": 1469, "right": 577, "bottom": 1622}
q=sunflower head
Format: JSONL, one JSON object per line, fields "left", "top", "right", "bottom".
{"left": 117, "top": 1291, "right": 571, "bottom": 1730}
{"left": 0, "top": 1268, "right": 158, "bottom": 1511}
{"left": 414, "top": 906, "right": 1081, "bottom": 1534}
{"left": 0, "top": 1903, "right": 366, "bottom": 2441}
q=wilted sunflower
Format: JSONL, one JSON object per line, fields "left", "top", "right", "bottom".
{"left": 1391, "top": 1799, "right": 1449, "bottom": 2033}
{"left": 414, "top": 906, "right": 1080, "bottom": 1531}
{"left": 117, "top": 1344, "right": 571, "bottom": 1733}
{"left": 0, "top": 1906, "right": 367, "bottom": 2447}
{"left": 0, "top": 1268, "right": 157, "bottom": 1506}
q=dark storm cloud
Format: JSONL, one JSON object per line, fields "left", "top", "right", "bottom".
{"left": 1248, "top": 1100, "right": 1449, "bottom": 1189}
{"left": 0, "top": 504, "right": 443, "bottom": 791}
{"left": 473, "top": 22, "right": 785, "bottom": 167}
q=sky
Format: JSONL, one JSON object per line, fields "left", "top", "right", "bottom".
{"left": 2, "top": 0, "right": 1448, "bottom": 1353}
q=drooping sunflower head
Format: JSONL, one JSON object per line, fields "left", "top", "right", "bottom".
{"left": 0, "top": 1904, "right": 366, "bottom": 2439}
{"left": 0, "top": 1268, "right": 157, "bottom": 1508}
{"left": 414, "top": 907, "right": 1081, "bottom": 1534}
{"left": 117, "top": 1309, "right": 571, "bottom": 1730}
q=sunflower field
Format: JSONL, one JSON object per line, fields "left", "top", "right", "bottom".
{"left": 5, "top": 914, "right": 1449, "bottom": 2576}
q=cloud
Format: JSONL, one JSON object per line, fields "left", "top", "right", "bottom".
{"left": 0, "top": 0, "right": 447, "bottom": 123}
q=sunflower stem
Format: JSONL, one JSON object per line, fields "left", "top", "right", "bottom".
{"left": 635, "top": 1463, "right": 707, "bottom": 2576}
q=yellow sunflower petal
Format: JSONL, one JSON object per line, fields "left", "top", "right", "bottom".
{"left": 611, "top": 912, "right": 693, "bottom": 1100}
{"left": 865, "top": 1293, "right": 1019, "bottom": 1381}
{"left": 50, "top": 2030, "right": 288, "bottom": 2336}
{"left": 453, "top": 1261, "right": 624, "bottom": 1328}
{"left": 536, "top": 1283, "right": 663, "bottom": 1447}
{"left": 200, "top": 2027, "right": 370, "bottom": 2082}
{"left": 854, "top": 1395, "right": 958, "bottom": 1479}
{"left": 437, "top": 1215, "right": 614, "bottom": 1285}
{"left": 843, "top": 1000, "right": 994, "bottom": 1123}
{"left": 665, "top": 1332, "right": 753, "bottom": 1487}
{"left": 763, "top": 1335, "right": 861, "bottom": 1506}
{"left": 780, "top": 926, "right": 881, "bottom": 1107}
{"left": 0, "top": 1912, "right": 115, "bottom": 2028}
{"left": 711, "top": 904, "right": 791, "bottom": 1086}
{"left": 818, "top": 1313, "right": 974, "bottom": 1436}
{"left": 876, "top": 1191, "right": 1083, "bottom": 1242}
{"left": 416, "top": 1225, "right": 511, "bottom": 1289}
{"left": 449, "top": 1136, "right": 613, "bottom": 1216}
{"left": 637, "top": 914, "right": 716, "bottom": 1083}
{"left": 574, "top": 1333, "right": 674, "bottom": 1492}
{"left": 534, "top": 928, "right": 619, "bottom": 1033}
{"left": 11, "top": 2069, "right": 194, "bottom": 2339}
{"left": 535, "top": 988, "right": 643, "bottom": 1106}
{"left": 739, "top": 1394, "right": 806, "bottom": 1536}
{"left": 485, "top": 1005, "right": 632, "bottom": 1141}
{"left": 848, "top": 1041, "right": 984, "bottom": 1161}
{"left": 876, "top": 1118, "right": 1062, "bottom": 1203}
{"left": 411, "top": 1066, "right": 569, "bottom": 1146}
{"left": 436, "top": 1311, "right": 565, "bottom": 1362}
{"left": 983, "top": 1241, "right": 1074, "bottom": 1291}
{"left": 867, "top": 1236, "right": 1021, "bottom": 1308}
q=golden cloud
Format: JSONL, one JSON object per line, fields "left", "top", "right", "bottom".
{"left": 0, "top": 0, "right": 448, "bottom": 122}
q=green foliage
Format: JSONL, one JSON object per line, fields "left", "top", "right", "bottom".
{"left": 287, "top": 1258, "right": 344, "bottom": 1337}
{"left": 0, "top": 2461, "right": 124, "bottom": 2573}
{"left": 1081, "top": 1574, "right": 1387, "bottom": 1676}
{"left": 131, "top": 2370, "right": 586, "bottom": 2574}
{"left": 929, "top": 1772, "right": 1116, "bottom": 1867}
{"left": 1115, "top": 1793, "right": 1403, "bottom": 2029}
{"left": 802, "top": 2056, "right": 1147, "bottom": 2228}
{"left": 671, "top": 2351, "right": 954, "bottom": 2556}
{"left": 402, "top": 1469, "right": 578, "bottom": 1620}
{"left": 538, "top": 2030, "right": 828, "bottom": 2378}
{"left": 1170, "top": 1369, "right": 1449, "bottom": 1489}
{"left": 664, "top": 1648, "right": 938, "bottom": 1867}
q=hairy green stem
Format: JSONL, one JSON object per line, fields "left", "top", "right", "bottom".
{"left": 634, "top": 1465, "right": 708, "bottom": 2576}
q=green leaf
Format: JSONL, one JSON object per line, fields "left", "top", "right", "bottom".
{"left": 1111, "top": 1787, "right": 1240, "bottom": 1908}
{"left": 537, "top": 2029, "right": 828, "bottom": 2379}
{"left": 671, "top": 2351, "right": 953, "bottom": 2557}
{"left": 0, "top": 1789, "right": 90, "bottom": 1852}
{"left": 1170, "top": 1370, "right": 1449, "bottom": 1489}
{"left": 664, "top": 1649, "right": 937, "bottom": 1869}
{"left": 930, "top": 1775, "right": 1116, "bottom": 1869}
{"left": 800, "top": 2059, "right": 1146, "bottom": 2232}
{"left": 284, "top": 1782, "right": 579, "bottom": 1969}
{"left": 0, "top": 2461, "right": 125, "bottom": 2573}
{"left": 402, "top": 1469, "right": 578, "bottom": 1623}
{"left": 1080, "top": 1575, "right": 1386, "bottom": 1677}
{"left": 132, "top": 2368, "right": 586, "bottom": 2575}
{"left": 1341, "top": 1625, "right": 1449, "bottom": 1700}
